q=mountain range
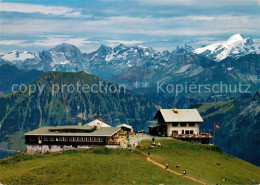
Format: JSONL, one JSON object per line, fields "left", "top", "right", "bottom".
{"left": 112, "top": 54, "right": 259, "bottom": 107}
{"left": 0, "top": 34, "right": 259, "bottom": 108}
{"left": 0, "top": 34, "right": 259, "bottom": 80}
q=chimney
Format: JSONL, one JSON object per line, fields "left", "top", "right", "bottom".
{"left": 173, "top": 106, "right": 178, "bottom": 113}
{"left": 96, "top": 122, "right": 101, "bottom": 129}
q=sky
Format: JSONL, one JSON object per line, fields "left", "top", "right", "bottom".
{"left": 0, "top": 0, "right": 259, "bottom": 53}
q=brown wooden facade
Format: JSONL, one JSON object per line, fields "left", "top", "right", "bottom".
{"left": 25, "top": 135, "right": 108, "bottom": 147}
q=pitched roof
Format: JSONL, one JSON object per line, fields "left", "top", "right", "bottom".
{"left": 154, "top": 109, "right": 204, "bottom": 122}
{"left": 25, "top": 126, "right": 120, "bottom": 137}
{"left": 85, "top": 119, "right": 111, "bottom": 127}
{"left": 116, "top": 124, "right": 132, "bottom": 129}
{"left": 148, "top": 124, "right": 160, "bottom": 128}
{"left": 49, "top": 125, "right": 95, "bottom": 131}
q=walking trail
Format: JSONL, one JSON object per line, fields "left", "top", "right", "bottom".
{"left": 144, "top": 154, "right": 208, "bottom": 185}
{"left": 132, "top": 136, "right": 208, "bottom": 184}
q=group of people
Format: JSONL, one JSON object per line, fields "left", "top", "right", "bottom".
{"left": 165, "top": 164, "right": 186, "bottom": 175}
{"left": 149, "top": 137, "right": 163, "bottom": 148}
{"left": 148, "top": 138, "right": 187, "bottom": 175}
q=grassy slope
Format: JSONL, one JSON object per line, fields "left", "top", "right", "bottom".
{"left": 0, "top": 149, "right": 197, "bottom": 185}
{"left": 140, "top": 139, "right": 260, "bottom": 184}
{"left": 1, "top": 140, "right": 259, "bottom": 185}
{"left": 196, "top": 100, "right": 235, "bottom": 118}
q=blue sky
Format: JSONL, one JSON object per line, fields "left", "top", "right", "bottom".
{"left": 0, "top": 0, "right": 259, "bottom": 53}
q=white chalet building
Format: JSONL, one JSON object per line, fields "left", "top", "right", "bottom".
{"left": 151, "top": 108, "right": 204, "bottom": 137}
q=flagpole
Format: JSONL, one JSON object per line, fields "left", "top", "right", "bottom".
{"left": 213, "top": 124, "right": 215, "bottom": 145}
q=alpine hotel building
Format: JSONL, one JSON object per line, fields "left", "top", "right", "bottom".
{"left": 149, "top": 108, "right": 212, "bottom": 144}
{"left": 25, "top": 123, "right": 121, "bottom": 154}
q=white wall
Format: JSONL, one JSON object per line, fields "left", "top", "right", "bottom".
{"left": 166, "top": 123, "right": 200, "bottom": 136}
{"left": 26, "top": 144, "right": 75, "bottom": 154}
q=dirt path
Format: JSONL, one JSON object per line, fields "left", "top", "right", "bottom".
{"left": 143, "top": 153, "right": 208, "bottom": 185}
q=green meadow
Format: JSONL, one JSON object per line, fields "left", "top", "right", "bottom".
{"left": 0, "top": 148, "right": 197, "bottom": 185}
{"left": 139, "top": 139, "right": 260, "bottom": 184}
{"left": 0, "top": 139, "right": 259, "bottom": 184}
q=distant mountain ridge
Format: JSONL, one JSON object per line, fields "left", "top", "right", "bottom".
{"left": 15, "top": 43, "right": 90, "bottom": 73}
{"left": 110, "top": 54, "right": 260, "bottom": 107}
{"left": 0, "top": 35, "right": 259, "bottom": 108}
{"left": 0, "top": 64, "right": 45, "bottom": 94}
{"left": 0, "top": 34, "right": 259, "bottom": 80}
{"left": 196, "top": 92, "right": 260, "bottom": 166}
{"left": 0, "top": 34, "right": 259, "bottom": 108}
{"left": 0, "top": 50, "right": 35, "bottom": 63}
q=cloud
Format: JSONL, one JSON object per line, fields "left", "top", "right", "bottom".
{"left": 135, "top": 0, "right": 255, "bottom": 6}
{"left": 0, "top": 13, "right": 259, "bottom": 53}
{"left": 31, "top": 37, "right": 96, "bottom": 47}
{"left": 0, "top": 2, "right": 82, "bottom": 17}
{"left": 104, "top": 40, "right": 144, "bottom": 45}
{"left": 0, "top": 37, "right": 97, "bottom": 48}
{"left": 1, "top": 15, "right": 259, "bottom": 38}
{"left": 0, "top": 37, "right": 144, "bottom": 48}
{"left": 0, "top": 40, "right": 26, "bottom": 45}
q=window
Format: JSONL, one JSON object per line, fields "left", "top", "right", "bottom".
{"left": 96, "top": 137, "right": 101, "bottom": 142}
{"left": 182, "top": 130, "right": 184, "bottom": 134}
{"left": 69, "top": 137, "right": 73, "bottom": 142}
{"left": 185, "top": 130, "right": 189, "bottom": 134}
{"left": 190, "top": 130, "right": 194, "bottom": 134}
{"left": 50, "top": 137, "right": 55, "bottom": 141}
{"left": 172, "top": 123, "right": 178, "bottom": 127}
{"left": 44, "top": 136, "right": 49, "bottom": 141}
{"left": 29, "top": 136, "right": 37, "bottom": 142}
{"left": 180, "top": 123, "right": 186, "bottom": 127}
{"left": 189, "top": 123, "right": 195, "bottom": 127}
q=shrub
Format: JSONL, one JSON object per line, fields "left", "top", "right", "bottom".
{"left": 92, "top": 148, "right": 111, "bottom": 154}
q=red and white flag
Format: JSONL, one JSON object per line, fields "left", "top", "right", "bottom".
{"left": 215, "top": 124, "right": 220, "bottom": 130}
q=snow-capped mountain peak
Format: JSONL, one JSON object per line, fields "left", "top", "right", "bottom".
{"left": 227, "top": 33, "right": 244, "bottom": 42}
{"left": 194, "top": 34, "right": 257, "bottom": 62}
{"left": 0, "top": 50, "right": 35, "bottom": 63}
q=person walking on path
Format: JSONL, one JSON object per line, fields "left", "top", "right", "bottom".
{"left": 166, "top": 163, "right": 169, "bottom": 170}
